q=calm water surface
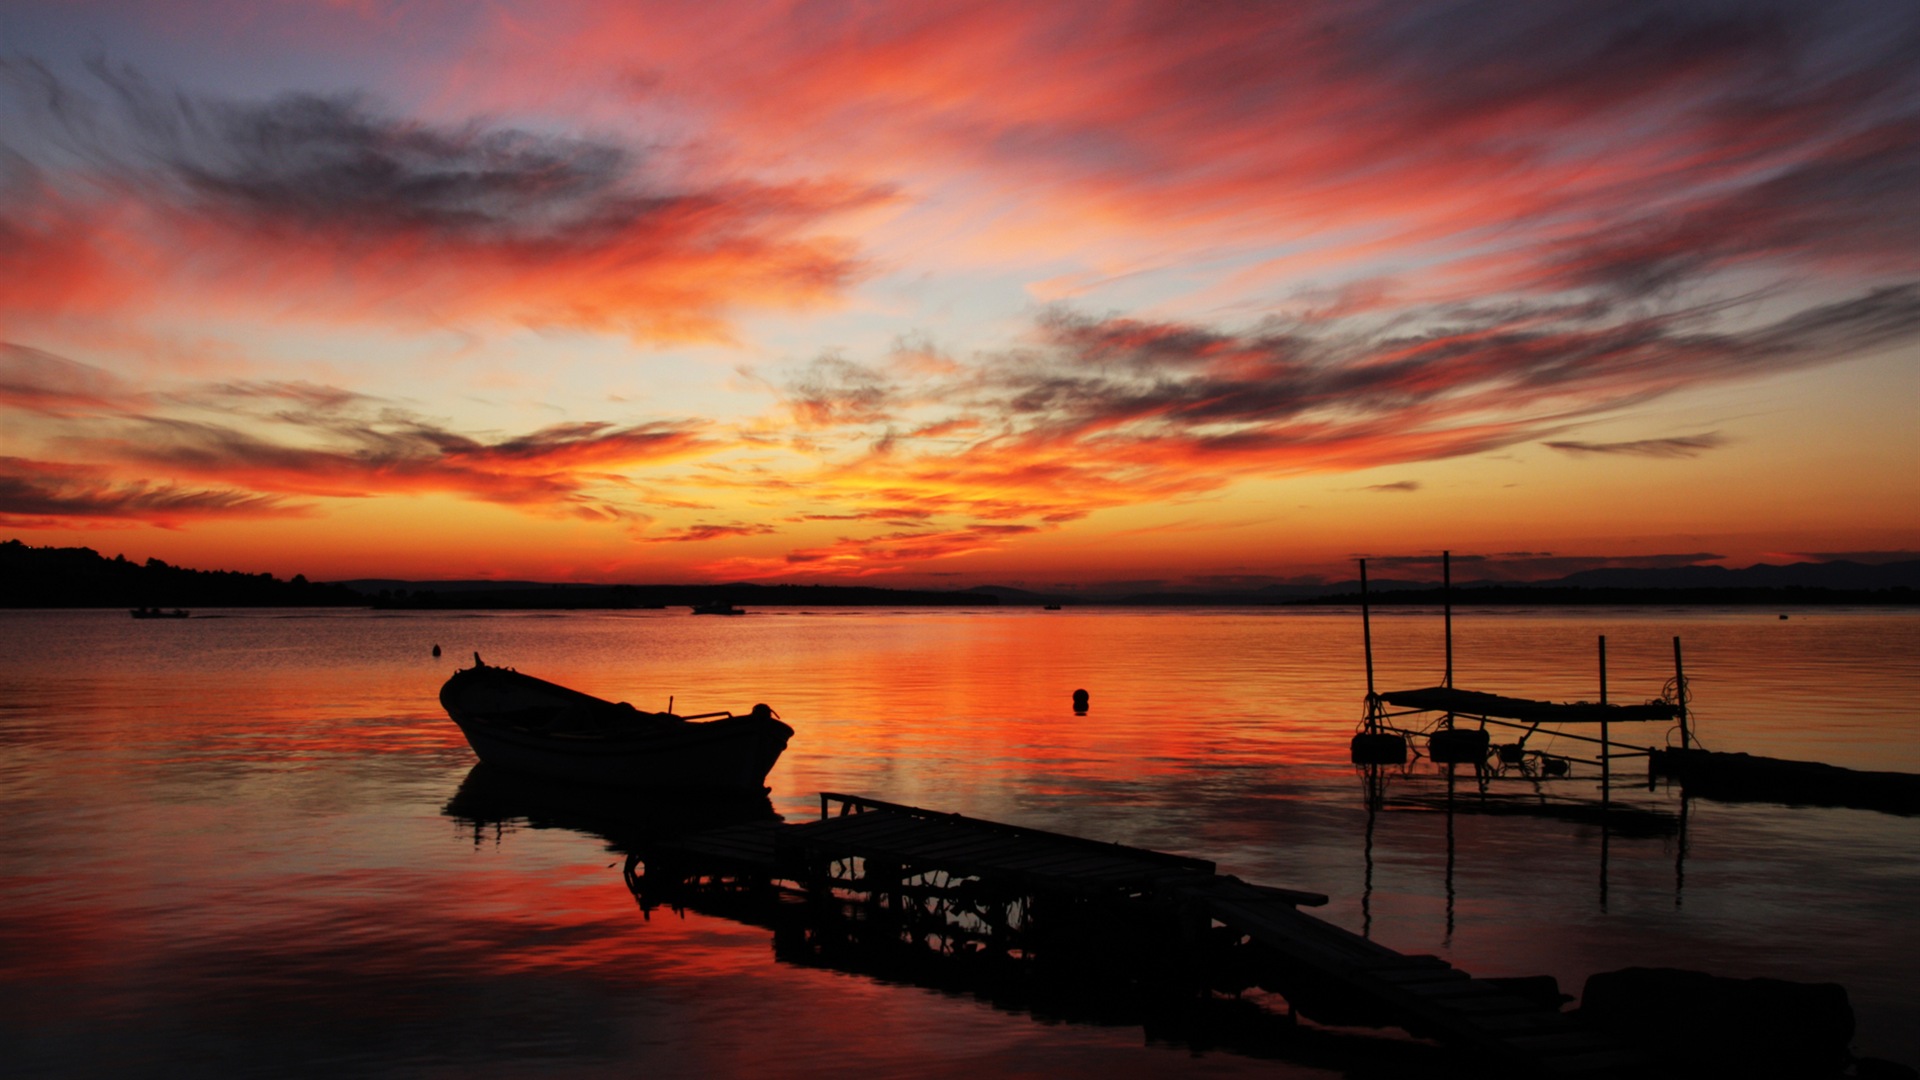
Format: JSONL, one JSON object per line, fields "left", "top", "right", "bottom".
{"left": 3, "top": 606, "right": 1917, "bottom": 1076}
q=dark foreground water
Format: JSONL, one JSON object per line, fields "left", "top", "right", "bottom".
{"left": 3, "top": 605, "right": 1916, "bottom": 1077}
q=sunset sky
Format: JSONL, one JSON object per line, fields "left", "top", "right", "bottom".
{"left": 2, "top": 0, "right": 1916, "bottom": 588}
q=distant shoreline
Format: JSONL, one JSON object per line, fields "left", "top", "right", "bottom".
{"left": 5, "top": 587, "right": 1915, "bottom": 611}
{"left": 1284, "top": 585, "right": 1918, "bottom": 607}
{"left": 4, "top": 538, "right": 1915, "bottom": 609}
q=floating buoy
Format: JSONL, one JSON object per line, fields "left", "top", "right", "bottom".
{"left": 1429, "top": 727, "right": 1491, "bottom": 764}
{"left": 1351, "top": 731, "right": 1408, "bottom": 765}
{"left": 432, "top": 643, "right": 441, "bottom": 657}
{"left": 1072, "top": 688, "right": 1089, "bottom": 714}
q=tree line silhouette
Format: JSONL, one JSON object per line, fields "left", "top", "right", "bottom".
{"left": 1, "top": 540, "right": 360, "bottom": 608}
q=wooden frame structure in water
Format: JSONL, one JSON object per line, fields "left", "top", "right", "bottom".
{"left": 1351, "top": 551, "right": 1692, "bottom": 785}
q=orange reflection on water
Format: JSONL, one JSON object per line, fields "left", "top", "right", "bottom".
{"left": 4, "top": 607, "right": 1920, "bottom": 1075}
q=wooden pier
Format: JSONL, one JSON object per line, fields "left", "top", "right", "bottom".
{"left": 630, "top": 793, "right": 1644, "bottom": 1078}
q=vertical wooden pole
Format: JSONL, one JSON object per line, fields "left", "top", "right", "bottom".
{"left": 1673, "top": 636, "right": 1690, "bottom": 750}
{"left": 1443, "top": 550, "right": 1453, "bottom": 690}
{"left": 1598, "top": 634, "right": 1608, "bottom": 704}
{"left": 1361, "top": 559, "right": 1376, "bottom": 702}
{"left": 1599, "top": 635, "right": 1610, "bottom": 792}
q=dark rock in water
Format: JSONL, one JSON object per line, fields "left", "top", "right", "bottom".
{"left": 1579, "top": 966, "right": 1854, "bottom": 1078}
{"left": 1482, "top": 974, "right": 1571, "bottom": 1010}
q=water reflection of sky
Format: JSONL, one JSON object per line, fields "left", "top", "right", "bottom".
{"left": 2, "top": 607, "right": 1916, "bottom": 1075}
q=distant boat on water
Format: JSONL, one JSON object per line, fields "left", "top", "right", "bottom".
{"left": 438, "top": 655, "right": 791, "bottom": 792}
{"left": 130, "top": 607, "right": 189, "bottom": 619}
{"left": 690, "top": 601, "right": 745, "bottom": 615}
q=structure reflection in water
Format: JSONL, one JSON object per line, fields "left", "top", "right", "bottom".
{"left": 1353, "top": 757, "right": 1688, "bottom": 933}
{"left": 441, "top": 771, "right": 1476, "bottom": 1076}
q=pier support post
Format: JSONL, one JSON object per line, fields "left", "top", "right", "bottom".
{"left": 1599, "top": 635, "right": 1610, "bottom": 795}
{"left": 1360, "top": 559, "right": 1378, "bottom": 728}
{"left": 1443, "top": 550, "right": 1453, "bottom": 690}
{"left": 1673, "top": 637, "right": 1690, "bottom": 751}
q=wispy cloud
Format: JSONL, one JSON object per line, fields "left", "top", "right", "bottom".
{"left": 1365, "top": 481, "right": 1421, "bottom": 493}
{"left": 640, "top": 522, "right": 777, "bottom": 543}
{"left": 761, "top": 286, "right": 1920, "bottom": 530}
{"left": 697, "top": 523, "right": 1044, "bottom": 579}
{"left": 0, "top": 347, "right": 718, "bottom": 526}
{"left": 1544, "top": 433, "right": 1726, "bottom": 458}
{"left": 525, "top": 0, "right": 1920, "bottom": 301}
{"left": 0, "top": 59, "right": 886, "bottom": 340}
{"left": 0, "top": 456, "right": 308, "bottom": 528}
{"left": 0, "top": 343, "right": 143, "bottom": 415}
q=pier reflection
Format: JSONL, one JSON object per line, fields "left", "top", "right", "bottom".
{"left": 443, "top": 770, "right": 1471, "bottom": 1077}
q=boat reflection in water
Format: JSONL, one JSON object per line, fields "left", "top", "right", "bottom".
{"left": 443, "top": 763, "right": 779, "bottom": 852}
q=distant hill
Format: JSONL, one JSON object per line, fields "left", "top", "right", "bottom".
{"left": 1549, "top": 560, "right": 1920, "bottom": 591}
{"left": 1294, "top": 559, "right": 1920, "bottom": 606}
{"left": 0, "top": 539, "right": 360, "bottom": 608}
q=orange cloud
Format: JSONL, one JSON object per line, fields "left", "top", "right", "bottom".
{"left": 483, "top": 0, "right": 1920, "bottom": 302}
{"left": 696, "top": 523, "right": 1044, "bottom": 580}
{"left": 0, "top": 61, "right": 885, "bottom": 340}
{"left": 0, "top": 456, "right": 309, "bottom": 529}
{"left": 0, "top": 347, "right": 722, "bottom": 528}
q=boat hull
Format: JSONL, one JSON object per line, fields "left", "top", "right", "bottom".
{"left": 439, "top": 663, "right": 792, "bottom": 793}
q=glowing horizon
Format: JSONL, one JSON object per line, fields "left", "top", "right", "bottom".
{"left": 3, "top": 1, "right": 1916, "bottom": 588}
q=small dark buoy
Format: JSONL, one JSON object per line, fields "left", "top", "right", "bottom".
{"left": 1779, "top": 614, "right": 1789, "bottom": 620}
{"left": 1072, "top": 688, "right": 1089, "bottom": 714}
{"left": 432, "top": 643, "right": 441, "bottom": 657}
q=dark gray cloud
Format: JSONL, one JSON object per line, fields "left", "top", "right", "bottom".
{"left": 0, "top": 455, "right": 302, "bottom": 523}
{"left": 785, "top": 355, "right": 898, "bottom": 426}
{"left": 1544, "top": 433, "right": 1725, "bottom": 458}
{"left": 1795, "top": 549, "right": 1919, "bottom": 564}
{"left": 0, "top": 58, "right": 884, "bottom": 334}
{"left": 101, "top": 412, "right": 707, "bottom": 512}
{"left": 641, "top": 522, "right": 778, "bottom": 543}
{"left": 953, "top": 285, "right": 1920, "bottom": 464}
{"left": 0, "top": 342, "right": 138, "bottom": 414}
{"left": 0, "top": 346, "right": 710, "bottom": 520}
